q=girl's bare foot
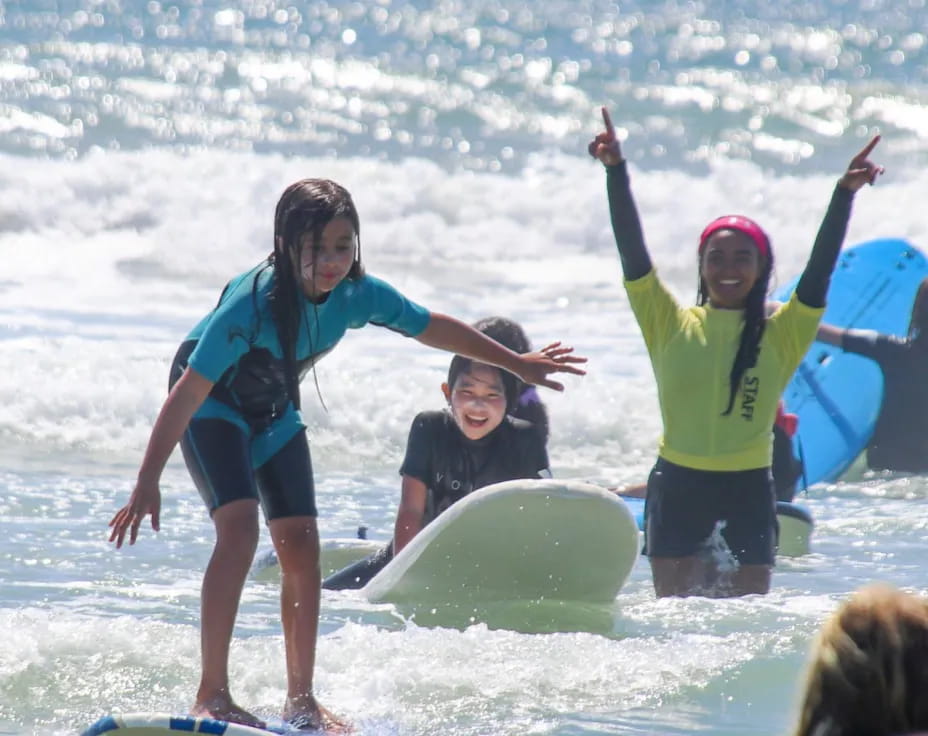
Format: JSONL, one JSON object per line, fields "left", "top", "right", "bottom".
{"left": 191, "top": 693, "right": 265, "bottom": 730}
{"left": 284, "top": 695, "right": 351, "bottom": 733}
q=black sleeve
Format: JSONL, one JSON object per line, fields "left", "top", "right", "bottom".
{"left": 322, "top": 543, "right": 393, "bottom": 591}
{"left": 794, "top": 186, "right": 855, "bottom": 308}
{"left": 399, "top": 411, "right": 440, "bottom": 483}
{"left": 841, "top": 329, "right": 902, "bottom": 363}
{"left": 606, "top": 162, "right": 653, "bottom": 280}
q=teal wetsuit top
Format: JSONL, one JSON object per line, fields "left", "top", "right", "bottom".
{"left": 177, "top": 263, "right": 431, "bottom": 466}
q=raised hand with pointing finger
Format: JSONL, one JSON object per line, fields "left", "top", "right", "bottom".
{"left": 838, "top": 135, "right": 883, "bottom": 191}
{"left": 587, "top": 107, "right": 623, "bottom": 166}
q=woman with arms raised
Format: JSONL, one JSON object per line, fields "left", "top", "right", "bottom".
{"left": 589, "top": 108, "right": 882, "bottom": 598}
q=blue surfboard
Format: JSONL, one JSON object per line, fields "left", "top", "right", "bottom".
{"left": 774, "top": 238, "right": 928, "bottom": 485}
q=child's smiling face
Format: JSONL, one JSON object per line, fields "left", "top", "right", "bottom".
{"left": 443, "top": 363, "right": 508, "bottom": 440}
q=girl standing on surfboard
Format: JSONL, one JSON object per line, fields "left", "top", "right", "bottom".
{"left": 107, "top": 179, "right": 586, "bottom": 730}
{"left": 588, "top": 107, "right": 882, "bottom": 598}
{"left": 323, "top": 316, "right": 551, "bottom": 591}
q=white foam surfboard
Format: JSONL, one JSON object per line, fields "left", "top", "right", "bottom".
{"left": 81, "top": 713, "right": 298, "bottom": 735}
{"left": 362, "top": 479, "right": 641, "bottom": 606}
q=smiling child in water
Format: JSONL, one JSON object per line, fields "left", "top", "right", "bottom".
{"left": 323, "top": 316, "right": 551, "bottom": 590}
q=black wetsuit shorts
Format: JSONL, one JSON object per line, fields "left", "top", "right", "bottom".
{"left": 170, "top": 343, "right": 317, "bottom": 520}
{"left": 643, "top": 457, "right": 777, "bottom": 565}
{"left": 180, "top": 418, "right": 317, "bottom": 519}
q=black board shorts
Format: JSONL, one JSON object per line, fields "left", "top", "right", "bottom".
{"left": 181, "top": 417, "right": 318, "bottom": 520}
{"left": 643, "top": 457, "right": 777, "bottom": 565}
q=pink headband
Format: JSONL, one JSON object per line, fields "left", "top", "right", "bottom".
{"left": 698, "top": 215, "right": 770, "bottom": 259}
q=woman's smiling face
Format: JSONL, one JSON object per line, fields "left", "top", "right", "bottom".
{"left": 699, "top": 229, "right": 763, "bottom": 309}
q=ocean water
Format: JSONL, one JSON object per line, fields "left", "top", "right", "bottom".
{"left": 2, "top": 0, "right": 928, "bottom": 733}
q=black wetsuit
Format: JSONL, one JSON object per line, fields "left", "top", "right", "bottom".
{"left": 841, "top": 330, "right": 928, "bottom": 472}
{"left": 322, "top": 410, "right": 550, "bottom": 590}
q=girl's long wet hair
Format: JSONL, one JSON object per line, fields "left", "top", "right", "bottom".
{"left": 259, "top": 178, "right": 364, "bottom": 409}
{"left": 697, "top": 237, "right": 774, "bottom": 416}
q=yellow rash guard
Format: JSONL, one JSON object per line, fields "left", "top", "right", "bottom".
{"left": 626, "top": 270, "right": 822, "bottom": 471}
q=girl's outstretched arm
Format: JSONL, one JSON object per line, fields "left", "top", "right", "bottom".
{"left": 588, "top": 106, "right": 652, "bottom": 280}
{"left": 109, "top": 367, "right": 214, "bottom": 548}
{"left": 795, "top": 136, "right": 883, "bottom": 308}
{"left": 415, "top": 313, "right": 586, "bottom": 391}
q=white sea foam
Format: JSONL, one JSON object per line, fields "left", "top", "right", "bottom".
{"left": 3, "top": 3, "right": 928, "bottom": 732}
{"left": 0, "top": 149, "right": 923, "bottom": 476}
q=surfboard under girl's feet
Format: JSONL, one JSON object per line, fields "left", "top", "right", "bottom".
{"left": 191, "top": 696, "right": 266, "bottom": 730}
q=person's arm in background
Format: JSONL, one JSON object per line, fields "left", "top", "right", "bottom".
{"left": 614, "top": 482, "right": 647, "bottom": 498}
{"left": 816, "top": 323, "right": 846, "bottom": 346}
{"left": 818, "top": 321, "right": 901, "bottom": 366}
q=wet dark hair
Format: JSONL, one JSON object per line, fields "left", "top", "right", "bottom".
{"left": 446, "top": 317, "right": 549, "bottom": 438}
{"left": 908, "top": 277, "right": 928, "bottom": 342}
{"left": 257, "top": 178, "right": 364, "bottom": 409}
{"left": 473, "top": 316, "right": 533, "bottom": 354}
{"left": 697, "top": 233, "right": 775, "bottom": 416}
